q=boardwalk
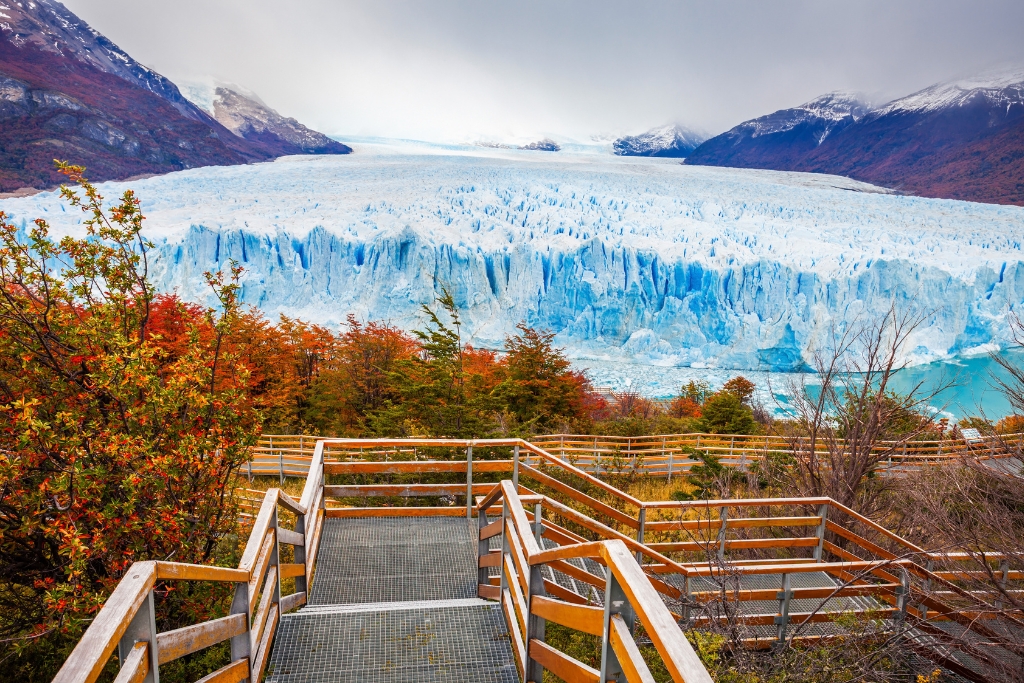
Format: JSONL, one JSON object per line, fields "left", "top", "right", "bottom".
{"left": 267, "top": 517, "right": 516, "bottom": 683}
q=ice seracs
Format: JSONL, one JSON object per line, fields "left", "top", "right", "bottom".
{"left": 2, "top": 141, "right": 1022, "bottom": 372}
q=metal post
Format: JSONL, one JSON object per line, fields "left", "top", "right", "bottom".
{"left": 894, "top": 567, "right": 911, "bottom": 629}
{"left": 560, "top": 435, "right": 565, "bottom": 460}
{"left": 997, "top": 558, "right": 1010, "bottom": 608}
{"left": 813, "top": 504, "right": 829, "bottom": 561}
{"left": 513, "top": 445, "right": 520, "bottom": 489}
{"left": 466, "top": 445, "right": 474, "bottom": 519}
{"left": 667, "top": 448, "right": 674, "bottom": 481}
{"left": 119, "top": 588, "right": 160, "bottom": 683}
{"left": 680, "top": 575, "right": 692, "bottom": 626}
{"left": 534, "top": 502, "right": 543, "bottom": 546}
{"left": 270, "top": 508, "right": 282, "bottom": 606}
{"left": 229, "top": 582, "right": 251, "bottom": 670}
{"left": 500, "top": 500, "right": 510, "bottom": 595}
{"left": 594, "top": 437, "right": 599, "bottom": 473}
{"left": 775, "top": 573, "right": 792, "bottom": 643}
{"left": 478, "top": 500, "right": 492, "bottom": 594}
{"left": 717, "top": 507, "right": 729, "bottom": 562}
{"left": 599, "top": 571, "right": 635, "bottom": 683}
{"left": 636, "top": 508, "right": 647, "bottom": 564}
{"left": 247, "top": 458, "right": 252, "bottom": 482}
{"left": 293, "top": 511, "right": 307, "bottom": 598}
{"left": 279, "top": 449, "right": 284, "bottom": 485}
{"left": 525, "top": 561, "right": 547, "bottom": 683}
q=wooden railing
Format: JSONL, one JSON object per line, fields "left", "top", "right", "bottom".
{"left": 253, "top": 431, "right": 1022, "bottom": 482}
{"left": 476, "top": 480, "right": 713, "bottom": 683}
{"left": 52, "top": 436, "right": 1021, "bottom": 683}
{"left": 533, "top": 432, "right": 1022, "bottom": 477}
{"left": 52, "top": 443, "right": 327, "bottom": 683}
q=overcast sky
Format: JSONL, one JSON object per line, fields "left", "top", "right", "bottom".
{"left": 61, "top": 0, "right": 1024, "bottom": 143}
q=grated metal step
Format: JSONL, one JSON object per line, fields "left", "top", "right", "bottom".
{"left": 267, "top": 602, "right": 517, "bottom": 683}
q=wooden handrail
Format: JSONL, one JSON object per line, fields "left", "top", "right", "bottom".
{"left": 480, "top": 480, "right": 714, "bottom": 683}
{"left": 52, "top": 476, "right": 323, "bottom": 683}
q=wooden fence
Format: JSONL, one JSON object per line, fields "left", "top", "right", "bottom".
{"left": 250, "top": 431, "right": 1022, "bottom": 481}
{"left": 52, "top": 436, "right": 1021, "bottom": 683}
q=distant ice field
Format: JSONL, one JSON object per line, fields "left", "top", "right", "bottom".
{"left": 3, "top": 139, "right": 1024, "bottom": 376}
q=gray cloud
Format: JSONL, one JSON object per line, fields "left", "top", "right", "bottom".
{"left": 60, "top": 0, "right": 1024, "bottom": 142}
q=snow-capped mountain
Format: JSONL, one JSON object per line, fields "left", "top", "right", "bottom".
{"left": 519, "top": 138, "right": 561, "bottom": 151}
{"left": 3, "top": 143, "right": 1021, "bottom": 372}
{"left": 688, "top": 71, "right": 1024, "bottom": 205}
{"left": 874, "top": 68, "right": 1024, "bottom": 116}
{"left": 0, "top": 0, "right": 209, "bottom": 122}
{"left": 183, "top": 84, "right": 350, "bottom": 156}
{"left": 0, "top": 0, "right": 349, "bottom": 193}
{"left": 613, "top": 124, "right": 705, "bottom": 158}
{"left": 685, "top": 93, "right": 867, "bottom": 168}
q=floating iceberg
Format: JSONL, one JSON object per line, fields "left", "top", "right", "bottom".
{"left": 3, "top": 140, "right": 1023, "bottom": 372}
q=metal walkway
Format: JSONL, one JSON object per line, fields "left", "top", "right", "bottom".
{"left": 266, "top": 517, "right": 517, "bottom": 683}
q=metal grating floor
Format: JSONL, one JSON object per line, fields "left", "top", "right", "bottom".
{"left": 267, "top": 603, "right": 517, "bottom": 683}
{"left": 309, "top": 517, "right": 479, "bottom": 605}
{"left": 267, "top": 516, "right": 515, "bottom": 683}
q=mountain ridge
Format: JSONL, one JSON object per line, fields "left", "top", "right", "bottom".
{"left": 686, "top": 73, "right": 1024, "bottom": 205}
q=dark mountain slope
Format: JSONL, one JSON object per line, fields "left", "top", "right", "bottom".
{"left": 686, "top": 75, "right": 1024, "bottom": 205}
{"left": 685, "top": 93, "right": 867, "bottom": 169}
{"left": 0, "top": 0, "right": 348, "bottom": 194}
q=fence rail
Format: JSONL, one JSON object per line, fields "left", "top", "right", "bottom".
{"left": 251, "top": 431, "right": 1022, "bottom": 480}
{"left": 53, "top": 436, "right": 1021, "bottom": 683}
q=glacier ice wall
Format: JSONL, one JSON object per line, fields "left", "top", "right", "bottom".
{"left": 3, "top": 141, "right": 1024, "bottom": 371}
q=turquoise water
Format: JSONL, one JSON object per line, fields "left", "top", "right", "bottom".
{"left": 576, "top": 349, "right": 1024, "bottom": 422}
{"left": 885, "top": 350, "right": 1024, "bottom": 422}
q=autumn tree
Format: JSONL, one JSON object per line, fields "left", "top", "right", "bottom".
{"left": 492, "top": 324, "right": 595, "bottom": 434}
{"left": 0, "top": 165, "right": 258, "bottom": 674}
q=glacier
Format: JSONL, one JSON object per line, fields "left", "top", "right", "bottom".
{"left": 2, "top": 139, "right": 1024, "bottom": 373}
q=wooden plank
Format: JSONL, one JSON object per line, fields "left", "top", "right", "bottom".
{"left": 325, "top": 483, "right": 496, "bottom": 497}
{"left": 280, "top": 591, "right": 307, "bottom": 613}
{"left": 479, "top": 518, "right": 503, "bottom": 541}
{"left": 643, "top": 497, "right": 831, "bottom": 511}
{"left": 540, "top": 497, "right": 685, "bottom": 575}
{"left": 193, "top": 659, "right": 250, "bottom": 683}
{"left": 651, "top": 537, "right": 819, "bottom": 552}
{"left": 250, "top": 566, "right": 278, "bottom": 653}
{"left": 277, "top": 527, "right": 305, "bottom": 546}
{"left": 530, "top": 541, "right": 607, "bottom": 565}
{"left": 599, "top": 541, "right": 714, "bottom": 683}
{"left": 239, "top": 493, "right": 278, "bottom": 572}
{"left": 479, "top": 551, "right": 502, "bottom": 568}
{"left": 528, "top": 639, "right": 599, "bottom": 683}
{"left": 247, "top": 531, "right": 276, "bottom": 613}
{"left": 478, "top": 583, "right": 501, "bottom": 600}
{"left": 540, "top": 521, "right": 590, "bottom": 547}
{"left": 505, "top": 555, "right": 529, "bottom": 637}
{"left": 548, "top": 560, "right": 607, "bottom": 590}
{"left": 506, "top": 521, "right": 531, "bottom": 596}
{"left": 154, "top": 562, "right": 249, "bottom": 583}
{"left": 645, "top": 516, "right": 820, "bottom": 533}
{"left": 325, "top": 507, "right": 466, "bottom": 517}
{"left": 502, "top": 589, "right": 526, "bottom": 676}
{"left": 275, "top": 490, "right": 306, "bottom": 515}
{"left": 542, "top": 579, "right": 590, "bottom": 605}
{"left": 609, "top": 614, "right": 657, "bottom": 683}
{"left": 520, "top": 464, "right": 639, "bottom": 529}
{"left": 112, "top": 642, "right": 148, "bottom": 683}
{"left": 250, "top": 603, "right": 279, "bottom": 683}
{"left": 156, "top": 613, "right": 247, "bottom": 664}
{"left": 691, "top": 608, "right": 898, "bottom": 628}
{"left": 51, "top": 561, "right": 157, "bottom": 683}
{"left": 324, "top": 460, "right": 513, "bottom": 474}
{"left": 502, "top": 480, "right": 543, "bottom": 558}
{"left": 824, "top": 520, "right": 897, "bottom": 560}
{"left": 279, "top": 563, "right": 305, "bottom": 579}
{"left": 531, "top": 596, "right": 603, "bottom": 636}
{"left": 690, "top": 584, "right": 899, "bottom": 602}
